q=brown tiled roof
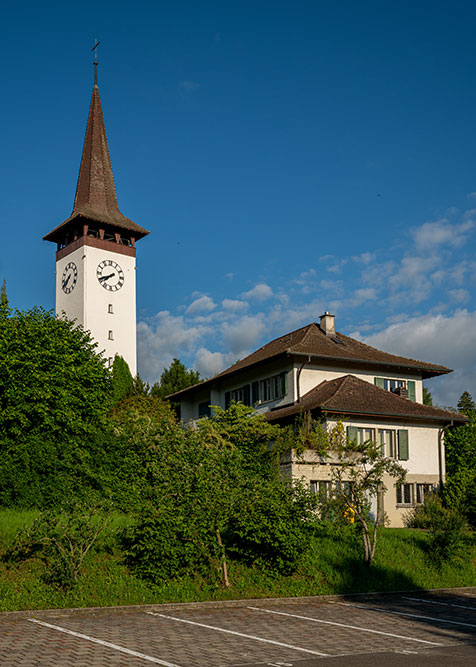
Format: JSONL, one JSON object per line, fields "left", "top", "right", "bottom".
{"left": 44, "top": 82, "right": 149, "bottom": 243}
{"left": 169, "top": 321, "right": 451, "bottom": 399}
{"left": 266, "top": 374, "right": 466, "bottom": 424}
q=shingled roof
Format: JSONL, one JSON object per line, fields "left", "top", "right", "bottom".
{"left": 266, "top": 374, "right": 466, "bottom": 425}
{"left": 170, "top": 321, "right": 451, "bottom": 399}
{"left": 44, "top": 76, "right": 149, "bottom": 243}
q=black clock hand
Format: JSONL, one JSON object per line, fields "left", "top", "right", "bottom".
{"left": 99, "top": 273, "right": 115, "bottom": 282}
{"left": 63, "top": 274, "right": 71, "bottom": 288}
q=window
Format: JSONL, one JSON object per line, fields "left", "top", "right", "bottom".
{"left": 108, "top": 304, "right": 113, "bottom": 314}
{"left": 225, "top": 384, "right": 251, "bottom": 408}
{"left": 311, "top": 480, "right": 353, "bottom": 499}
{"left": 108, "top": 330, "right": 114, "bottom": 340}
{"left": 348, "top": 427, "right": 408, "bottom": 460}
{"left": 257, "top": 372, "right": 287, "bottom": 404}
{"left": 397, "top": 483, "right": 434, "bottom": 507}
{"left": 226, "top": 372, "right": 287, "bottom": 409}
{"left": 310, "top": 480, "right": 332, "bottom": 499}
{"left": 416, "top": 483, "right": 432, "bottom": 504}
{"left": 378, "top": 429, "right": 396, "bottom": 458}
{"left": 108, "top": 357, "right": 113, "bottom": 368}
{"left": 198, "top": 402, "right": 211, "bottom": 418}
{"left": 374, "top": 377, "right": 416, "bottom": 401}
{"left": 346, "top": 426, "right": 375, "bottom": 445}
{"left": 396, "top": 483, "right": 413, "bottom": 505}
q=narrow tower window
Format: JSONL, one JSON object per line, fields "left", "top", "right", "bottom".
{"left": 108, "top": 330, "right": 114, "bottom": 340}
{"left": 108, "top": 304, "right": 113, "bottom": 314}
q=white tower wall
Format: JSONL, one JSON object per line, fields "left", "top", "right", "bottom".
{"left": 56, "top": 241, "right": 137, "bottom": 376}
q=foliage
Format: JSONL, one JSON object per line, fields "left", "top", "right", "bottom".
{"left": 422, "top": 386, "right": 433, "bottom": 406}
{"left": 151, "top": 358, "right": 201, "bottom": 400}
{"left": 457, "top": 391, "right": 476, "bottom": 419}
{"left": 3, "top": 504, "right": 111, "bottom": 589}
{"left": 111, "top": 355, "right": 134, "bottom": 403}
{"left": 0, "top": 280, "right": 11, "bottom": 319}
{"left": 4, "top": 512, "right": 476, "bottom": 612}
{"left": 444, "top": 396, "right": 476, "bottom": 525}
{"left": 121, "top": 403, "right": 316, "bottom": 584}
{"left": 276, "top": 410, "right": 329, "bottom": 459}
{"left": 0, "top": 306, "right": 111, "bottom": 441}
{"left": 318, "top": 422, "right": 406, "bottom": 566}
{"left": 0, "top": 306, "right": 113, "bottom": 507}
{"left": 132, "top": 374, "right": 151, "bottom": 396}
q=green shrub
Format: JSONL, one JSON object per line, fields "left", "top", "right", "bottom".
{"left": 3, "top": 504, "right": 111, "bottom": 589}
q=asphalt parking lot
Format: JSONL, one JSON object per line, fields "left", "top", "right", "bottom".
{"left": 2, "top": 588, "right": 476, "bottom": 666}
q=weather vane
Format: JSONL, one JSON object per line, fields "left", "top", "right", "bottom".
{"left": 91, "top": 38, "right": 101, "bottom": 85}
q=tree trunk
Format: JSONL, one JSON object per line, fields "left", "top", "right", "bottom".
{"left": 216, "top": 528, "right": 230, "bottom": 588}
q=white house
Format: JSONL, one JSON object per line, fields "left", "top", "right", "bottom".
{"left": 171, "top": 313, "right": 466, "bottom": 526}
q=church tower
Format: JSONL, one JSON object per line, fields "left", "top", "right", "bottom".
{"left": 43, "top": 57, "right": 148, "bottom": 376}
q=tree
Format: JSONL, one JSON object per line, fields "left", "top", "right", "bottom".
{"left": 423, "top": 386, "right": 433, "bottom": 406}
{"left": 121, "top": 402, "right": 317, "bottom": 585}
{"left": 318, "top": 421, "right": 406, "bottom": 566}
{"left": 0, "top": 306, "right": 112, "bottom": 507}
{"left": 0, "top": 280, "right": 11, "bottom": 319}
{"left": 111, "top": 355, "right": 134, "bottom": 403}
{"left": 457, "top": 391, "right": 476, "bottom": 419}
{"left": 151, "top": 358, "right": 200, "bottom": 400}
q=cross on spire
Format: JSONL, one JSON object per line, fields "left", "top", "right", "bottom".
{"left": 91, "top": 38, "right": 100, "bottom": 86}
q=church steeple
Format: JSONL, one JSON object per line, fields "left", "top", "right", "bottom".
{"left": 44, "top": 58, "right": 148, "bottom": 246}
{"left": 46, "top": 52, "right": 146, "bottom": 377}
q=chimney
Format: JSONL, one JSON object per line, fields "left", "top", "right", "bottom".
{"left": 319, "top": 312, "right": 335, "bottom": 336}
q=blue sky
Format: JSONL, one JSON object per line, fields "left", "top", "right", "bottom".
{"left": 1, "top": 0, "right": 476, "bottom": 406}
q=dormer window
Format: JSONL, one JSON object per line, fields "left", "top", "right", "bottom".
{"left": 374, "top": 377, "right": 416, "bottom": 402}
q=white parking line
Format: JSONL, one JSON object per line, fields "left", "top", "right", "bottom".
{"left": 335, "top": 601, "right": 476, "bottom": 629}
{"left": 145, "top": 611, "right": 329, "bottom": 657}
{"left": 403, "top": 596, "right": 476, "bottom": 612}
{"left": 247, "top": 606, "right": 442, "bottom": 646}
{"left": 28, "top": 618, "right": 181, "bottom": 666}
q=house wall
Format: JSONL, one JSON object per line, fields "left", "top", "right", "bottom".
{"left": 297, "top": 363, "right": 423, "bottom": 403}
{"left": 181, "top": 360, "right": 295, "bottom": 422}
{"left": 288, "top": 418, "right": 444, "bottom": 528}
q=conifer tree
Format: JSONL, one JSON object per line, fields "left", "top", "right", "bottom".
{"left": 111, "top": 355, "right": 134, "bottom": 404}
{"left": 0, "top": 279, "right": 11, "bottom": 319}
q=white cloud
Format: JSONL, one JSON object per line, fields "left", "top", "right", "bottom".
{"left": 449, "top": 289, "right": 470, "bottom": 304}
{"left": 221, "top": 315, "right": 266, "bottom": 355}
{"left": 362, "top": 310, "right": 476, "bottom": 406}
{"left": 193, "top": 348, "right": 234, "bottom": 378}
{"left": 352, "top": 287, "right": 378, "bottom": 306}
{"left": 221, "top": 298, "right": 248, "bottom": 312}
{"left": 412, "top": 218, "right": 475, "bottom": 252}
{"left": 137, "top": 311, "right": 209, "bottom": 382}
{"left": 241, "top": 283, "right": 273, "bottom": 301}
{"left": 186, "top": 295, "right": 216, "bottom": 315}
{"left": 353, "top": 252, "right": 376, "bottom": 265}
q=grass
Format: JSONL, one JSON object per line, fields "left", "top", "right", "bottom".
{"left": 1, "top": 510, "right": 476, "bottom": 612}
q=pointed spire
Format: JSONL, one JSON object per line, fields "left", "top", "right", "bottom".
{"left": 71, "top": 76, "right": 125, "bottom": 223}
{"left": 43, "top": 53, "right": 149, "bottom": 243}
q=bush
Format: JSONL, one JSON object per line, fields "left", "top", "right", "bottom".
{"left": 3, "top": 503, "right": 111, "bottom": 588}
{"left": 406, "top": 493, "right": 470, "bottom": 568}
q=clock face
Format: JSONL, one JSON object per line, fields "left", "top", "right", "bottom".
{"left": 97, "top": 259, "right": 125, "bottom": 291}
{"left": 62, "top": 262, "right": 78, "bottom": 294}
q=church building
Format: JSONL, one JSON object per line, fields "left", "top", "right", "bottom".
{"left": 43, "top": 58, "right": 148, "bottom": 375}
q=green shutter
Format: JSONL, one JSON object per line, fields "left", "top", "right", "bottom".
{"left": 407, "top": 380, "right": 416, "bottom": 402}
{"left": 347, "top": 426, "right": 358, "bottom": 444}
{"left": 282, "top": 371, "right": 288, "bottom": 396}
{"left": 374, "top": 377, "right": 385, "bottom": 389}
{"left": 398, "top": 430, "right": 409, "bottom": 460}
